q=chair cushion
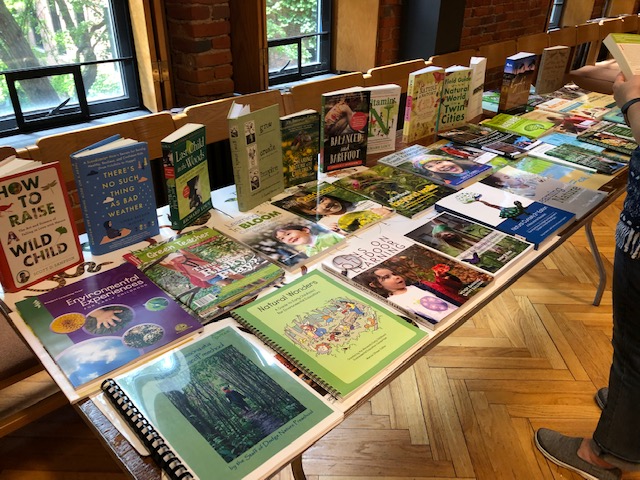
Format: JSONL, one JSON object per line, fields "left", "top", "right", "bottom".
{"left": 567, "top": 59, "right": 620, "bottom": 94}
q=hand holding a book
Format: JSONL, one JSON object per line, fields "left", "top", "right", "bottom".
{"left": 92, "top": 308, "right": 124, "bottom": 328}
{"left": 613, "top": 72, "right": 640, "bottom": 143}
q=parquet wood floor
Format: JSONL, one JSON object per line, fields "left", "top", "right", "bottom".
{"left": 2, "top": 196, "right": 639, "bottom": 479}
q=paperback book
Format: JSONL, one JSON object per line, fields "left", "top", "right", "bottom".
{"left": 280, "top": 109, "right": 320, "bottom": 187}
{"left": 525, "top": 142, "right": 627, "bottom": 175}
{"left": 161, "top": 123, "right": 213, "bottom": 230}
{"left": 511, "top": 156, "right": 614, "bottom": 191}
{"left": 404, "top": 211, "right": 533, "bottom": 275}
{"left": 71, "top": 136, "right": 159, "bottom": 255}
{"left": 321, "top": 229, "right": 493, "bottom": 327}
{"left": 467, "top": 56, "right": 487, "bottom": 121}
{"left": 320, "top": 87, "right": 370, "bottom": 172}
{"left": 603, "top": 33, "right": 640, "bottom": 80}
{"left": 535, "top": 46, "right": 571, "bottom": 95}
{"left": 101, "top": 322, "right": 341, "bottom": 479}
{"left": 0, "top": 159, "right": 82, "bottom": 292}
{"left": 535, "top": 91, "right": 616, "bottom": 120}
{"left": 215, "top": 205, "right": 346, "bottom": 271}
{"left": 434, "top": 182, "right": 576, "bottom": 248}
{"left": 15, "top": 262, "right": 202, "bottom": 395}
{"left": 577, "top": 121, "right": 638, "bottom": 156}
{"left": 333, "top": 164, "right": 455, "bottom": 218}
{"left": 378, "top": 144, "right": 492, "bottom": 189}
{"left": 230, "top": 270, "right": 428, "bottom": 397}
{"left": 436, "top": 123, "right": 533, "bottom": 159}
{"left": 498, "top": 52, "right": 537, "bottom": 114}
{"left": 271, "top": 181, "right": 393, "bottom": 235}
{"left": 403, "top": 65, "right": 446, "bottom": 143}
{"left": 480, "top": 113, "right": 555, "bottom": 139}
{"left": 424, "top": 139, "right": 499, "bottom": 165}
{"left": 366, "top": 83, "right": 402, "bottom": 154}
{"left": 437, "top": 65, "right": 472, "bottom": 132}
{"left": 123, "top": 227, "right": 284, "bottom": 322}
{"left": 228, "top": 102, "right": 285, "bottom": 211}
{"left": 480, "top": 165, "right": 607, "bottom": 220}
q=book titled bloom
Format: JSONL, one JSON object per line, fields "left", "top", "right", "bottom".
{"left": 525, "top": 142, "right": 627, "bottom": 175}
{"left": 333, "top": 164, "right": 455, "bottom": 218}
{"left": 378, "top": 144, "right": 492, "bottom": 189}
{"left": 434, "top": 182, "right": 576, "bottom": 248}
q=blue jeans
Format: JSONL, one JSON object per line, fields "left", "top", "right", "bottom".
{"left": 592, "top": 246, "right": 640, "bottom": 469}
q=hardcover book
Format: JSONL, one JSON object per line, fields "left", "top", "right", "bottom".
{"left": 378, "top": 144, "right": 492, "bottom": 189}
{"left": 467, "top": 56, "right": 487, "bottom": 121}
{"left": 498, "top": 52, "right": 537, "bottom": 114}
{"left": 534, "top": 46, "right": 571, "bottom": 95}
{"left": 320, "top": 87, "right": 370, "bottom": 172}
{"left": 480, "top": 113, "right": 555, "bottom": 139}
{"left": 0, "top": 159, "right": 82, "bottom": 292}
{"left": 402, "top": 65, "right": 446, "bottom": 143}
{"left": 525, "top": 142, "right": 627, "bottom": 175}
{"left": 101, "top": 322, "right": 341, "bottom": 479}
{"left": 436, "top": 123, "right": 533, "bottom": 159}
{"left": 366, "top": 83, "right": 402, "bottom": 154}
{"left": 215, "top": 205, "right": 346, "bottom": 271}
{"left": 227, "top": 102, "right": 285, "bottom": 211}
{"left": 480, "top": 165, "right": 607, "bottom": 220}
{"left": 404, "top": 212, "right": 533, "bottom": 276}
{"left": 271, "top": 181, "right": 393, "bottom": 235}
{"left": 321, "top": 229, "right": 493, "bottom": 328}
{"left": 161, "top": 123, "right": 213, "bottom": 230}
{"left": 437, "top": 65, "right": 472, "bottom": 132}
{"left": 333, "top": 164, "right": 455, "bottom": 218}
{"left": 230, "top": 270, "right": 428, "bottom": 397}
{"left": 15, "top": 262, "right": 202, "bottom": 395}
{"left": 434, "top": 182, "right": 576, "bottom": 248}
{"left": 71, "top": 136, "right": 160, "bottom": 256}
{"left": 280, "top": 109, "right": 320, "bottom": 187}
{"left": 123, "top": 227, "right": 284, "bottom": 322}
{"left": 603, "top": 33, "right": 640, "bottom": 80}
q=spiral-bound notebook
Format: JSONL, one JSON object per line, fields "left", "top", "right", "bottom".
{"left": 100, "top": 322, "right": 341, "bottom": 480}
{"left": 230, "top": 270, "right": 429, "bottom": 398}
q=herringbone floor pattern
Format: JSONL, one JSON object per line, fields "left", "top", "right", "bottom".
{"left": 2, "top": 196, "right": 639, "bottom": 479}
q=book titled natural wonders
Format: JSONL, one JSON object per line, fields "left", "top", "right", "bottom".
{"left": 280, "top": 109, "right": 320, "bottom": 187}
{"left": 15, "top": 262, "right": 202, "bottom": 395}
{"left": 71, "top": 135, "right": 159, "bottom": 256}
{"left": 230, "top": 270, "right": 428, "bottom": 397}
{"left": 227, "top": 102, "right": 285, "bottom": 211}
{"left": 161, "top": 123, "right": 213, "bottom": 230}
{"left": 403, "top": 65, "right": 445, "bottom": 143}
{"left": 0, "top": 160, "right": 82, "bottom": 292}
{"left": 101, "top": 323, "right": 341, "bottom": 480}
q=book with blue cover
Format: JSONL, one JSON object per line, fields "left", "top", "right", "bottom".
{"left": 71, "top": 135, "right": 159, "bottom": 255}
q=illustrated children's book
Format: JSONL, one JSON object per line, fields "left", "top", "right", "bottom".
{"left": 0, "top": 159, "right": 82, "bottom": 292}
{"left": 534, "top": 46, "right": 571, "bottom": 95}
{"left": 480, "top": 113, "right": 555, "bottom": 139}
{"left": 333, "top": 164, "right": 455, "bottom": 218}
{"left": 402, "top": 65, "right": 446, "bottom": 143}
{"left": 15, "top": 262, "right": 202, "bottom": 396}
{"left": 280, "top": 109, "right": 320, "bottom": 187}
{"left": 467, "top": 56, "right": 487, "bottom": 121}
{"left": 101, "top": 322, "right": 341, "bottom": 479}
{"left": 227, "top": 102, "right": 285, "bottom": 211}
{"left": 321, "top": 230, "right": 493, "bottom": 328}
{"left": 378, "top": 144, "right": 492, "bottom": 189}
{"left": 404, "top": 211, "right": 533, "bottom": 276}
{"left": 498, "top": 52, "right": 537, "bottom": 114}
{"left": 437, "top": 65, "right": 472, "bottom": 132}
{"left": 434, "top": 182, "right": 576, "bottom": 248}
{"left": 366, "top": 83, "right": 402, "bottom": 154}
{"left": 603, "top": 33, "right": 640, "bottom": 80}
{"left": 215, "top": 205, "right": 346, "bottom": 271}
{"left": 124, "top": 227, "right": 284, "bottom": 322}
{"left": 480, "top": 165, "right": 607, "bottom": 220}
{"left": 71, "top": 136, "right": 160, "bottom": 255}
{"left": 320, "top": 87, "right": 370, "bottom": 172}
{"left": 271, "top": 181, "right": 393, "bottom": 236}
{"left": 161, "top": 123, "right": 213, "bottom": 230}
{"left": 230, "top": 270, "right": 428, "bottom": 397}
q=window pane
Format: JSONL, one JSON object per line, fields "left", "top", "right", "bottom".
{"left": 15, "top": 74, "right": 80, "bottom": 117}
{"left": 83, "top": 62, "right": 126, "bottom": 102}
{"left": 268, "top": 45, "right": 300, "bottom": 75}
{"left": 0, "top": 75, "right": 11, "bottom": 118}
{"left": 266, "top": 0, "right": 320, "bottom": 40}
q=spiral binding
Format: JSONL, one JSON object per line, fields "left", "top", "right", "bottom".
{"left": 101, "top": 379, "right": 195, "bottom": 480}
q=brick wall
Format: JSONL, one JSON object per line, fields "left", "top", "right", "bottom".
{"left": 376, "top": 0, "right": 403, "bottom": 66}
{"left": 164, "top": 0, "right": 234, "bottom": 107}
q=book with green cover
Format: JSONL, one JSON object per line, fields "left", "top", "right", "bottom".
{"left": 230, "top": 270, "right": 428, "bottom": 397}
{"left": 481, "top": 113, "right": 555, "bottom": 139}
{"left": 124, "top": 227, "right": 284, "bottom": 322}
{"left": 101, "top": 322, "right": 341, "bottom": 479}
{"left": 161, "top": 123, "right": 213, "bottom": 230}
{"left": 333, "top": 164, "right": 455, "bottom": 218}
{"left": 280, "top": 109, "right": 320, "bottom": 187}
{"left": 577, "top": 121, "right": 638, "bottom": 156}
{"left": 228, "top": 102, "right": 285, "bottom": 211}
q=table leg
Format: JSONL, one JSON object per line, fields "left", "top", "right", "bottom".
{"left": 585, "top": 219, "right": 606, "bottom": 306}
{"left": 291, "top": 454, "right": 307, "bottom": 480}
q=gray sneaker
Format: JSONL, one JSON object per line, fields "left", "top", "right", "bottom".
{"left": 595, "top": 387, "right": 608, "bottom": 410}
{"left": 535, "top": 429, "right": 622, "bottom": 480}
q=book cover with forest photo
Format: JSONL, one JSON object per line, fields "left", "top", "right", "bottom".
{"left": 101, "top": 323, "right": 341, "bottom": 480}
{"left": 124, "top": 227, "right": 284, "bottom": 322}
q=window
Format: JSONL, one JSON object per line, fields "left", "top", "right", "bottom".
{"left": 0, "top": 0, "right": 140, "bottom": 136}
{"left": 547, "top": 0, "right": 565, "bottom": 30}
{"left": 266, "top": 0, "right": 332, "bottom": 86}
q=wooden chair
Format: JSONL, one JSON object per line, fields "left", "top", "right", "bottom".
{"left": 516, "top": 32, "right": 550, "bottom": 56}
{"left": 477, "top": 39, "right": 517, "bottom": 70}
{"left": 282, "top": 72, "right": 365, "bottom": 115}
{"left": 363, "top": 59, "right": 427, "bottom": 91}
{"left": 0, "top": 146, "right": 16, "bottom": 160}
{"left": 428, "top": 49, "right": 477, "bottom": 69}
{"left": 620, "top": 13, "right": 639, "bottom": 34}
